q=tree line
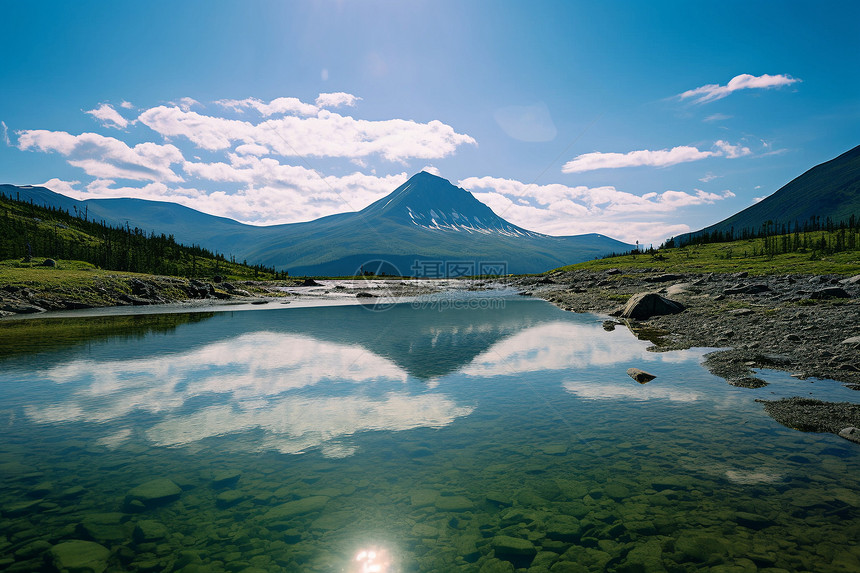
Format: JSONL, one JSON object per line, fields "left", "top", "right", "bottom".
{"left": 0, "top": 191, "right": 288, "bottom": 279}
{"left": 664, "top": 214, "right": 859, "bottom": 257}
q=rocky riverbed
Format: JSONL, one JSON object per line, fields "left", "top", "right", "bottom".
{"left": 513, "top": 268, "right": 860, "bottom": 442}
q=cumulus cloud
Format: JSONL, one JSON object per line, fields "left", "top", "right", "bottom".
{"left": 68, "top": 161, "right": 407, "bottom": 225}
{"left": 17, "top": 94, "right": 473, "bottom": 225}
{"left": 713, "top": 140, "right": 752, "bottom": 159}
{"left": 679, "top": 73, "right": 801, "bottom": 104}
{"left": 18, "top": 130, "right": 185, "bottom": 182}
{"left": 85, "top": 103, "right": 129, "bottom": 129}
{"left": 173, "top": 97, "right": 200, "bottom": 112}
{"left": 459, "top": 176, "right": 735, "bottom": 243}
{"left": 315, "top": 92, "right": 361, "bottom": 108}
{"left": 40, "top": 178, "right": 81, "bottom": 196}
{"left": 562, "top": 140, "right": 752, "bottom": 173}
{"left": 120, "top": 100, "right": 135, "bottom": 110}
{"left": 139, "top": 104, "right": 475, "bottom": 162}
{"left": 216, "top": 96, "right": 319, "bottom": 116}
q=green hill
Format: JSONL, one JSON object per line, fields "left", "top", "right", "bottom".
{"left": 0, "top": 189, "right": 283, "bottom": 281}
{"left": 680, "top": 145, "right": 860, "bottom": 243}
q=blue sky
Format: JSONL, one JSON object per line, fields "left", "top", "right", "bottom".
{"left": 1, "top": 0, "right": 857, "bottom": 245}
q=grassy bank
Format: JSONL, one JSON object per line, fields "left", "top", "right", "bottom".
{"left": 555, "top": 232, "right": 860, "bottom": 276}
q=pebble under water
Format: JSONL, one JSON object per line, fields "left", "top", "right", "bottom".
{"left": 1, "top": 297, "right": 859, "bottom": 572}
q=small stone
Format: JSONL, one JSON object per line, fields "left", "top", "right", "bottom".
{"left": 434, "top": 495, "right": 474, "bottom": 512}
{"left": 627, "top": 368, "right": 656, "bottom": 383}
{"left": 14, "top": 539, "right": 52, "bottom": 559}
{"left": 49, "top": 540, "right": 111, "bottom": 573}
{"left": 539, "top": 444, "right": 568, "bottom": 455}
{"left": 485, "top": 492, "right": 513, "bottom": 507}
{"left": 263, "top": 496, "right": 330, "bottom": 520}
{"left": 733, "top": 511, "right": 772, "bottom": 530}
{"left": 133, "top": 520, "right": 168, "bottom": 542}
{"left": 410, "top": 523, "right": 439, "bottom": 538}
{"left": 59, "top": 485, "right": 87, "bottom": 499}
{"left": 491, "top": 535, "right": 537, "bottom": 557}
{"left": 211, "top": 470, "right": 242, "bottom": 488}
{"left": 838, "top": 427, "right": 860, "bottom": 444}
{"left": 216, "top": 490, "right": 247, "bottom": 508}
{"left": 125, "top": 478, "right": 181, "bottom": 508}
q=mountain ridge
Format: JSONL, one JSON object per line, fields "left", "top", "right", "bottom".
{"left": 3, "top": 173, "right": 630, "bottom": 275}
{"left": 680, "top": 144, "right": 860, "bottom": 243}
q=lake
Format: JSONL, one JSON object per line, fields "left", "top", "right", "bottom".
{"left": 1, "top": 295, "right": 859, "bottom": 572}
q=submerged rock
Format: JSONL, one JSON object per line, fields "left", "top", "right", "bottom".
{"left": 133, "top": 520, "right": 168, "bottom": 542}
{"left": 620, "top": 293, "right": 684, "bottom": 320}
{"left": 263, "top": 496, "right": 330, "bottom": 520}
{"left": 125, "top": 478, "right": 181, "bottom": 509}
{"left": 491, "top": 535, "right": 537, "bottom": 557}
{"left": 434, "top": 495, "right": 474, "bottom": 512}
{"left": 49, "top": 540, "right": 110, "bottom": 573}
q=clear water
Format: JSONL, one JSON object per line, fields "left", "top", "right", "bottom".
{"left": 1, "top": 298, "right": 860, "bottom": 572}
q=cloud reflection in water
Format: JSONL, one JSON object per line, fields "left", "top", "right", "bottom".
{"left": 25, "top": 331, "right": 473, "bottom": 456}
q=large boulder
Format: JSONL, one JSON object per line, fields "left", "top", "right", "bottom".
{"left": 620, "top": 293, "right": 685, "bottom": 320}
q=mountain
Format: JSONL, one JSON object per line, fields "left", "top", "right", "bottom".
{"left": 681, "top": 145, "right": 860, "bottom": 242}
{"left": 2, "top": 172, "right": 631, "bottom": 275}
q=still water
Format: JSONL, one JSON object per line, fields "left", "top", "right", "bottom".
{"left": 1, "top": 297, "right": 859, "bottom": 572}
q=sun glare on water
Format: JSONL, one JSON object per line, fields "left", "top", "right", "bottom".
{"left": 351, "top": 546, "right": 394, "bottom": 573}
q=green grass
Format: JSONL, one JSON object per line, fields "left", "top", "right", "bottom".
{"left": 553, "top": 233, "right": 860, "bottom": 276}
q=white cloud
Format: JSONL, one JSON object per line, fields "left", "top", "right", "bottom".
{"left": 1, "top": 121, "right": 10, "bottom": 146}
{"left": 679, "top": 73, "right": 801, "bottom": 104}
{"left": 69, "top": 161, "right": 408, "bottom": 225}
{"left": 713, "top": 139, "right": 751, "bottom": 158}
{"left": 421, "top": 165, "right": 441, "bottom": 176}
{"left": 699, "top": 172, "right": 720, "bottom": 183}
{"left": 704, "top": 113, "right": 732, "bottom": 122}
{"left": 85, "top": 103, "right": 129, "bottom": 129}
{"left": 174, "top": 97, "right": 200, "bottom": 112}
{"left": 40, "top": 178, "right": 81, "bottom": 196}
{"left": 18, "top": 94, "right": 473, "bottom": 225}
{"left": 562, "top": 145, "right": 715, "bottom": 173}
{"left": 753, "top": 196, "right": 766, "bottom": 203}
{"left": 18, "top": 130, "right": 185, "bottom": 182}
{"left": 563, "top": 140, "right": 752, "bottom": 173}
{"left": 216, "top": 96, "right": 319, "bottom": 116}
{"left": 120, "top": 100, "right": 135, "bottom": 110}
{"left": 459, "top": 176, "right": 735, "bottom": 244}
{"left": 139, "top": 104, "right": 476, "bottom": 162}
{"left": 315, "top": 92, "right": 361, "bottom": 108}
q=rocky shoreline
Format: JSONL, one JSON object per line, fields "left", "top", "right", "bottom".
{"left": 0, "top": 275, "right": 445, "bottom": 318}
{"left": 513, "top": 268, "right": 860, "bottom": 443}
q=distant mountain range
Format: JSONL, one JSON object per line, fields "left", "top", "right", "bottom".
{"left": 681, "top": 144, "right": 860, "bottom": 242}
{"left": 1, "top": 172, "right": 631, "bottom": 275}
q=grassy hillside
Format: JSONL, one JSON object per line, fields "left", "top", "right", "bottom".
{"left": 681, "top": 145, "right": 860, "bottom": 243}
{"left": 0, "top": 190, "right": 283, "bottom": 281}
{"left": 553, "top": 230, "right": 860, "bottom": 276}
